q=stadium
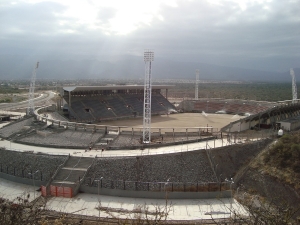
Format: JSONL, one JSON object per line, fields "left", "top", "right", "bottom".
{"left": 1, "top": 83, "right": 300, "bottom": 221}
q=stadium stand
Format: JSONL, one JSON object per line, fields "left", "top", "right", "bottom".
{"left": 63, "top": 86, "right": 176, "bottom": 122}
{"left": 0, "top": 117, "right": 34, "bottom": 138}
{"left": 0, "top": 148, "right": 67, "bottom": 182}
{"left": 84, "top": 150, "right": 217, "bottom": 191}
{"left": 18, "top": 129, "right": 105, "bottom": 148}
{"left": 191, "top": 99, "right": 274, "bottom": 115}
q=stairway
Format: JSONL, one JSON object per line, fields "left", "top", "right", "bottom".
{"left": 94, "top": 132, "right": 118, "bottom": 148}
{"left": 50, "top": 156, "right": 94, "bottom": 197}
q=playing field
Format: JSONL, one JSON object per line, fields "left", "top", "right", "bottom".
{"left": 100, "top": 113, "right": 243, "bottom": 130}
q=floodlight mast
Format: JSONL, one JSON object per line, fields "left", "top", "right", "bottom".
{"left": 195, "top": 69, "right": 199, "bottom": 100}
{"left": 290, "top": 68, "right": 297, "bottom": 103}
{"left": 27, "top": 62, "right": 39, "bottom": 115}
{"left": 143, "top": 50, "right": 154, "bottom": 144}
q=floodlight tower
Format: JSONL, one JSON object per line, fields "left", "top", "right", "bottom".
{"left": 27, "top": 62, "right": 39, "bottom": 115}
{"left": 143, "top": 50, "right": 154, "bottom": 144}
{"left": 195, "top": 69, "right": 199, "bottom": 100}
{"left": 290, "top": 68, "right": 297, "bottom": 103}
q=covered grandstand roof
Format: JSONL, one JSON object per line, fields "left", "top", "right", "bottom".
{"left": 63, "top": 85, "right": 174, "bottom": 92}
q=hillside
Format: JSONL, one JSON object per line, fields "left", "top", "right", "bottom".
{"left": 251, "top": 133, "right": 300, "bottom": 192}
{"left": 237, "top": 132, "right": 300, "bottom": 222}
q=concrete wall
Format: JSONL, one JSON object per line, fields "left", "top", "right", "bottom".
{"left": 80, "top": 185, "right": 231, "bottom": 199}
{"left": 0, "top": 172, "right": 46, "bottom": 187}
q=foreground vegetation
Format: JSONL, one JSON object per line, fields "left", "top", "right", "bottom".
{"left": 253, "top": 132, "right": 300, "bottom": 192}
{"left": 237, "top": 132, "right": 300, "bottom": 224}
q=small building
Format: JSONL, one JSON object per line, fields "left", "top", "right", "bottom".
{"left": 278, "top": 115, "right": 300, "bottom": 131}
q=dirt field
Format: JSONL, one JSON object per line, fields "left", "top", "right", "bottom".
{"left": 100, "top": 113, "right": 243, "bottom": 131}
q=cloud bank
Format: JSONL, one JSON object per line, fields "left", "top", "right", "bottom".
{"left": 0, "top": 0, "right": 299, "bottom": 77}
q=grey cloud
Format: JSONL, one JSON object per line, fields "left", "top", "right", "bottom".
{"left": 0, "top": 0, "right": 299, "bottom": 75}
{"left": 0, "top": 2, "right": 66, "bottom": 36}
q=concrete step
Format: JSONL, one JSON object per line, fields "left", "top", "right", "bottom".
{"left": 64, "top": 156, "right": 94, "bottom": 169}
{"left": 54, "top": 169, "right": 86, "bottom": 182}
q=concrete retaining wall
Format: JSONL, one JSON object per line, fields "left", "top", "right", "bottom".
{"left": 80, "top": 185, "right": 231, "bottom": 199}
{"left": 0, "top": 172, "right": 46, "bottom": 187}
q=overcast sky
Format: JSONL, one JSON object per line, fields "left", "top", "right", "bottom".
{"left": 0, "top": 0, "right": 299, "bottom": 73}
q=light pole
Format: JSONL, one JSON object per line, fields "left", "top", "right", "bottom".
{"left": 28, "top": 170, "right": 39, "bottom": 200}
{"left": 164, "top": 178, "right": 170, "bottom": 214}
{"left": 206, "top": 100, "right": 209, "bottom": 112}
{"left": 96, "top": 177, "right": 103, "bottom": 218}
{"left": 181, "top": 138, "right": 183, "bottom": 152}
{"left": 225, "top": 178, "right": 234, "bottom": 217}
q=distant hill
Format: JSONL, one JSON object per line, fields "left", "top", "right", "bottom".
{"left": 0, "top": 55, "right": 299, "bottom": 82}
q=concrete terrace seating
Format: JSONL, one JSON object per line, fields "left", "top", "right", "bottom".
{"left": 208, "top": 139, "right": 272, "bottom": 180}
{"left": 194, "top": 102, "right": 208, "bottom": 111}
{"left": 105, "top": 96, "right": 132, "bottom": 117}
{"left": 0, "top": 148, "right": 66, "bottom": 182}
{"left": 122, "top": 94, "right": 144, "bottom": 116}
{"left": 18, "top": 129, "right": 105, "bottom": 148}
{"left": 207, "top": 102, "right": 224, "bottom": 113}
{"left": 151, "top": 95, "right": 168, "bottom": 113}
{"left": 67, "top": 94, "right": 176, "bottom": 121}
{"left": 154, "top": 94, "right": 176, "bottom": 112}
{"left": 0, "top": 117, "right": 34, "bottom": 138}
{"left": 112, "top": 135, "right": 141, "bottom": 147}
{"left": 84, "top": 150, "right": 217, "bottom": 191}
{"left": 193, "top": 100, "right": 273, "bottom": 115}
{"left": 70, "top": 100, "right": 95, "bottom": 122}
{"left": 90, "top": 99, "right": 115, "bottom": 120}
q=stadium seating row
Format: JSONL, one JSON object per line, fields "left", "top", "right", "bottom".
{"left": 68, "top": 94, "right": 176, "bottom": 122}
{"left": 194, "top": 100, "right": 271, "bottom": 114}
{"left": 0, "top": 149, "right": 67, "bottom": 181}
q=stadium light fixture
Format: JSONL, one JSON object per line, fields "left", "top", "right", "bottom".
{"left": 164, "top": 178, "right": 171, "bottom": 209}
{"left": 95, "top": 177, "right": 103, "bottom": 218}
{"left": 225, "top": 178, "right": 234, "bottom": 217}
{"left": 28, "top": 170, "right": 39, "bottom": 199}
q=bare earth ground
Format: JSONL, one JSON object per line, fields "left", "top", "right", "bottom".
{"left": 100, "top": 113, "right": 242, "bottom": 131}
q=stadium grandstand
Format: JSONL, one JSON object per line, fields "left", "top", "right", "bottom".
{"left": 62, "top": 85, "right": 176, "bottom": 122}
{"left": 2, "top": 84, "right": 300, "bottom": 205}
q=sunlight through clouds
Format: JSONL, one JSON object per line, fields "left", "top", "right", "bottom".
{"left": 206, "top": 0, "right": 273, "bottom": 11}
{"left": 17, "top": 0, "right": 178, "bottom": 35}
{"left": 1, "top": 0, "right": 299, "bottom": 72}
